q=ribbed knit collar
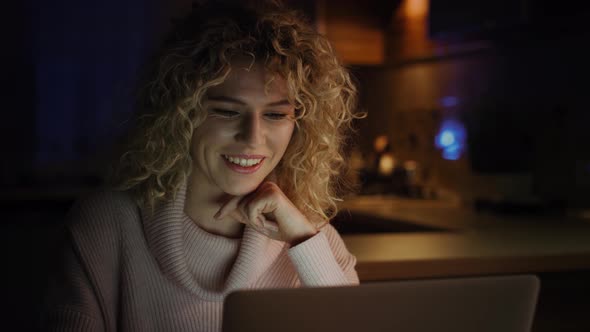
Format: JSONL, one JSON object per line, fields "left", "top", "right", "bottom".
{"left": 142, "top": 181, "right": 287, "bottom": 301}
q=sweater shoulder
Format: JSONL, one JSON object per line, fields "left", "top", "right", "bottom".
{"left": 60, "top": 190, "right": 137, "bottom": 328}
{"left": 65, "top": 189, "right": 140, "bottom": 241}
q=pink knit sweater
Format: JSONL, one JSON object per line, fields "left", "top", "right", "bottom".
{"left": 43, "top": 184, "right": 359, "bottom": 331}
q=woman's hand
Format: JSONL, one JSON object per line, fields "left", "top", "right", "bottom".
{"left": 214, "top": 181, "right": 318, "bottom": 246}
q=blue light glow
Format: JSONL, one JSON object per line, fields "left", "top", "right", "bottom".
{"left": 435, "top": 119, "right": 466, "bottom": 161}
{"left": 442, "top": 144, "right": 461, "bottom": 160}
{"left": 440, "top": 96, "right": 459, "bottom": 108}
{"left": 439, "top": 131, "right": 456, "bottom": 146}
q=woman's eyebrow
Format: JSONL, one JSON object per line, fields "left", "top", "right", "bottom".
{"left": 208, "top": 96, "right": 291, "bottom": 108}
{"left": 266, "top": 100, "right": 291, "bottom": 107}
{"left": 207, "top": 96, "right": 247, "bottom": 105}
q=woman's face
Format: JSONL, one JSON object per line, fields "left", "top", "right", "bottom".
{"left": 190, "top": 61, "right": 296, "bottom": 197}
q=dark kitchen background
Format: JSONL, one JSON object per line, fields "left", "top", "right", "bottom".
{"left": 2, "top": 0, "right": 590, "bottom": 330}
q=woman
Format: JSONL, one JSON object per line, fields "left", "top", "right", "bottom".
{"left": 44, "top": 1, "right": 362, "bottom": 331}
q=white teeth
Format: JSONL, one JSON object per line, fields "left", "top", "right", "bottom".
{"left": 224, "top": 155, "right": 262, "bottom": 167}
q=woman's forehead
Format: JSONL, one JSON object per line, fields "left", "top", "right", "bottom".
{"left": 207, "top": 60, "right": 290, "bottom": 101}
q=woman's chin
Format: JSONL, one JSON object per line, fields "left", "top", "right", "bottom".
{"left": 222, "top": 182, "right": 262, "bottom": 197}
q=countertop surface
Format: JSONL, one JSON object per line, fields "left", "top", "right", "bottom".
{"left": 339, "top": 196, "right": 590, "bottom": 281}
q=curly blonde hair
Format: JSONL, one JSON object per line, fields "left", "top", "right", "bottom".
{"left": 110, "top": 1, "right": 363, "bottom": 224}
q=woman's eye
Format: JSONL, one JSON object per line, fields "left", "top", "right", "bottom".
{"left": 210, "top": 109, "right": 239, "bottom": 118}
{"left": 265, "top": 113, "right": 288, "bottom": 120}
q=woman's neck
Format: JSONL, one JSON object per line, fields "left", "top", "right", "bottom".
{"left": 183, "top": 176, "right": 245, "bottom": 239}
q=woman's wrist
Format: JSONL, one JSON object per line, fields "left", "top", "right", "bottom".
{"left": 287, "top": 227, "right": 319, "bottom": 247}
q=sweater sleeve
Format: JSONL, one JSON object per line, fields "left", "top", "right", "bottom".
{"left": 41, "top": 229, "right": 105, "bottom": 331}
{"left": 287, "top": 224, "right": 360, "bottom": 287}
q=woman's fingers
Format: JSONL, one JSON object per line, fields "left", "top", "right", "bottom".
{"left": 214, "top": 191, "right": 268, "bottom": 232}
{"left": 240, "top": 183, "right": 285, "bottom": 241}
{"left": 251, "top": 215, "right": 281, "bottom": 240}
{"left": 261, "top": 219, "right": 280, "bottom": 237}
{"left": 243, "top": 190, "right": 277, "bottom": 225}
{"left": 214, "top": 195, "right": 242, "bottom": 220}
{"left": 226, "top": 208, "right": 249, "bottom": 225}
{"left": 213, "top": 181, "right": 312, "bottom": 243}
{"left": 237, "top": 188, "right": 273, "bottom": 231}
{"left": 214, "top": 182, "right": 275, "bottom": 220}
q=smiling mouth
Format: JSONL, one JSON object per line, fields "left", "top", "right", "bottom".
{"left": 222, "top": 155, "right": 265, "bottom": 167}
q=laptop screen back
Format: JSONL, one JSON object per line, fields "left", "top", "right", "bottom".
{"left": 222, "top": 275, "right": 539, "bottom": 332}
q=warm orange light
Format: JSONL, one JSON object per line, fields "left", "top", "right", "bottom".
{"left": 373, "top": 135, "right": 389, "bottom": 153}
{"left": 404, "top": 160, "right": 418, "bottom": 172}
{"left": 401, "top": 0, "right": 429, "bottom": 19}
{"left": 378, "top": 153, "right": 395, "bottom": 176}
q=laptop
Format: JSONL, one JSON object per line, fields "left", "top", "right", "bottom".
{"left": 222, "top": 275, "right": 540, "bottom": 332}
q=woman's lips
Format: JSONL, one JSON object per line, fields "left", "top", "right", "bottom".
{"left": 222, "top": 155, "right": 266, "bottom": 174}
{"left": 225, "top": 154, "right": 266, "bottom": 159}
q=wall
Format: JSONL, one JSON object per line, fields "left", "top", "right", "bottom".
{"left": 354, "top": 2, "right": 590, "bottom": 207}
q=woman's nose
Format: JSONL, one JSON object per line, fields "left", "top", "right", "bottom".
{"left": 236, "top": 113, "right": 264, "bottom": 145}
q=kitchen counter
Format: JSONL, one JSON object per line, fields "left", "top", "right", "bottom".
{"left": 339, "top": 196, "right": 590, "bottom": 281}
